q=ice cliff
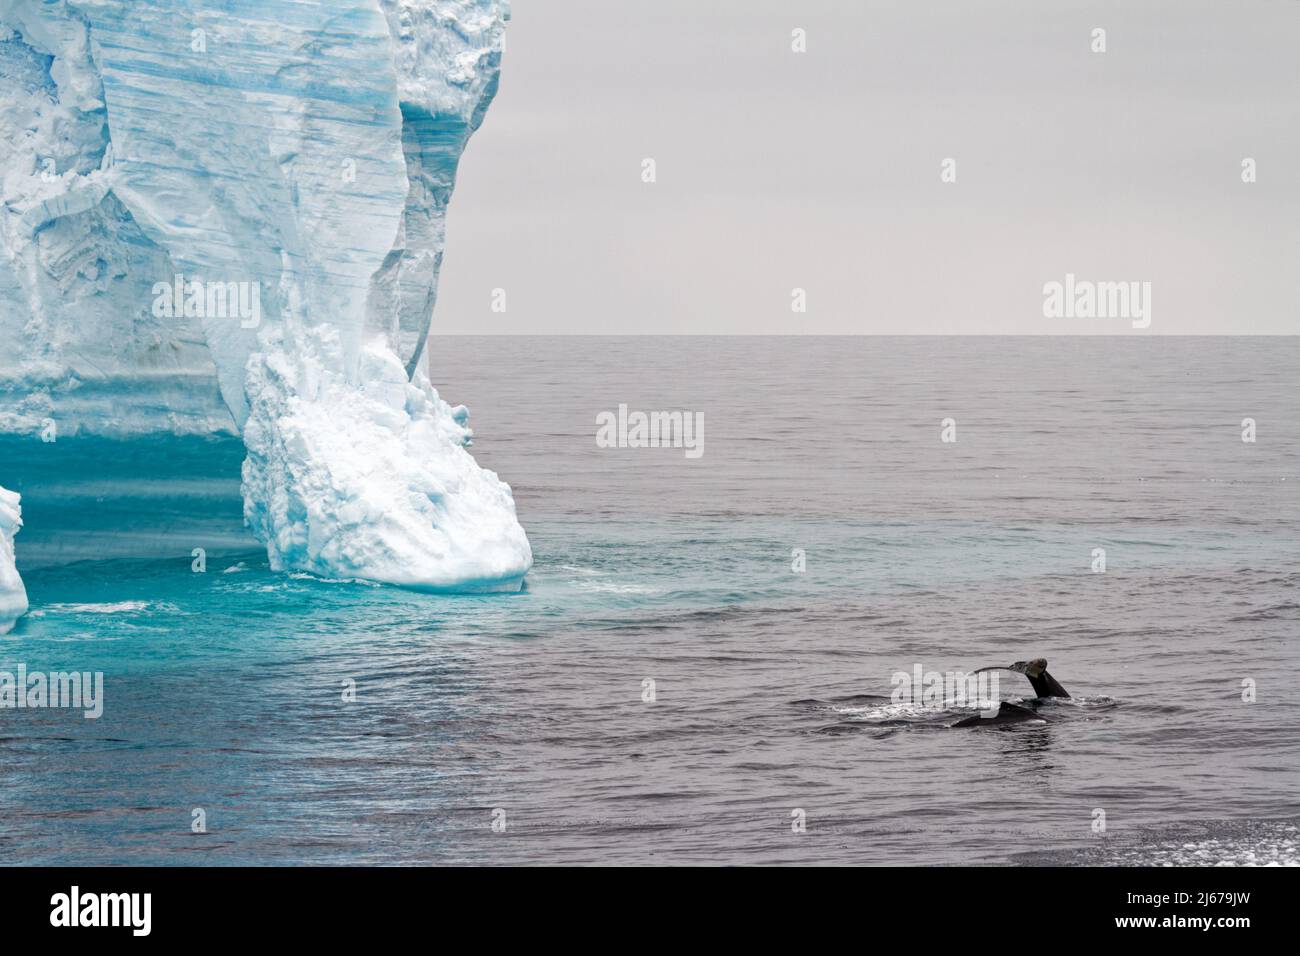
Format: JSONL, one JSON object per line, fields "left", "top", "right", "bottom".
{"left": 0, "top": 485, "right": 25, "bottom": 632}
{"left": 0, "top": 0, "right": 531, "bottom": 591}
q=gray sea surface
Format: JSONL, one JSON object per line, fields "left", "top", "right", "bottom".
{"left": 2, "top": 336, "right": 1297, "bottom": 865}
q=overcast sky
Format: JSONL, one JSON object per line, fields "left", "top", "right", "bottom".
{"left": 435, "top": 0, "right": 1300, "bottom": 334}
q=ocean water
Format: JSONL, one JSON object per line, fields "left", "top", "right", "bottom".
{"left": 2, "top": 336, "right": 1298, "bottom": 865}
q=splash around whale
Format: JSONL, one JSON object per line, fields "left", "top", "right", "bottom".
{"left": 798, "top": 657, "right": 1115, "bottom": 733}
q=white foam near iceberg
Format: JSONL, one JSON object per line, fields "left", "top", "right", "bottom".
{"left": 0, "top": 0, "right": 531, "bottom": 590}
{"left": 0, "top": 485, "right": 27, "bottom": 633}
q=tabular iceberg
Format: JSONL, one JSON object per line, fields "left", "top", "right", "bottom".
{"left": 0, "top": 485, "right": 26, "bottom": 632}
{"left": 0, "top": 0, "right": 531, "bottom": 590}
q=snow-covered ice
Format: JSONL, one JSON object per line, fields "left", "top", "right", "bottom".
{"left": 0, "top": 485, "right": 26, "bottom": 632}
{"left": 0, "top": 0, "right": 531, "bottom": 590}
{"left": 242, "top": 328, "right": 531, "bottom": 591}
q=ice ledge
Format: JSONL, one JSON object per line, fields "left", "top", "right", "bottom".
{"left": 0, "top": 486, "right": 28, "bottom": 633}
{"left": 241, "top": 330, "right": 532, "bottom": 591}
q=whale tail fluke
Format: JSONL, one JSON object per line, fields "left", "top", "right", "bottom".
{"left": 972, "top": 658, "right": 1071, "bottom": 699}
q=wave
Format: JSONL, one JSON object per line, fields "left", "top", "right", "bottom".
{"left": 27, "top": 600, "right": 177, "bottom": 616}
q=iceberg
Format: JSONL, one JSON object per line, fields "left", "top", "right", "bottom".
{"left": 0, "top": 0, "right": 531, "bottom": 590}
{"left": 0, "top": 484, "right": 25, "bottom": 632}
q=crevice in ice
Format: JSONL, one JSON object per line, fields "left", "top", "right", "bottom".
{"left": 0, "top": 15, "right": 231, "bottom": 436}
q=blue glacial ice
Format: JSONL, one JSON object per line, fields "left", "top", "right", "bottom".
{"left": 0, "top": 0, "right": 531, "bottom": 591}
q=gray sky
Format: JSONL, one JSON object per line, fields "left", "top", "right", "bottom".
{"left": 435, "top": 0, "right": 1300, "bottom": 334}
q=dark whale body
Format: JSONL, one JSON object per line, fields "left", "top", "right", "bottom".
{"left": 952, "top": 700, "right": 1043, "bottom": 727}
{"left": 953, "top": 658, "right": 1070, "bottom": 728}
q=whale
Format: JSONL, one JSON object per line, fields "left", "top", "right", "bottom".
{"left": 952, "top": 658, "right": 1070, "bottom": 727}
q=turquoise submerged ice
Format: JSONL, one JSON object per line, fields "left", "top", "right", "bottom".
{"left": 0, "top": 0, "right": 531, "bottom": 591}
